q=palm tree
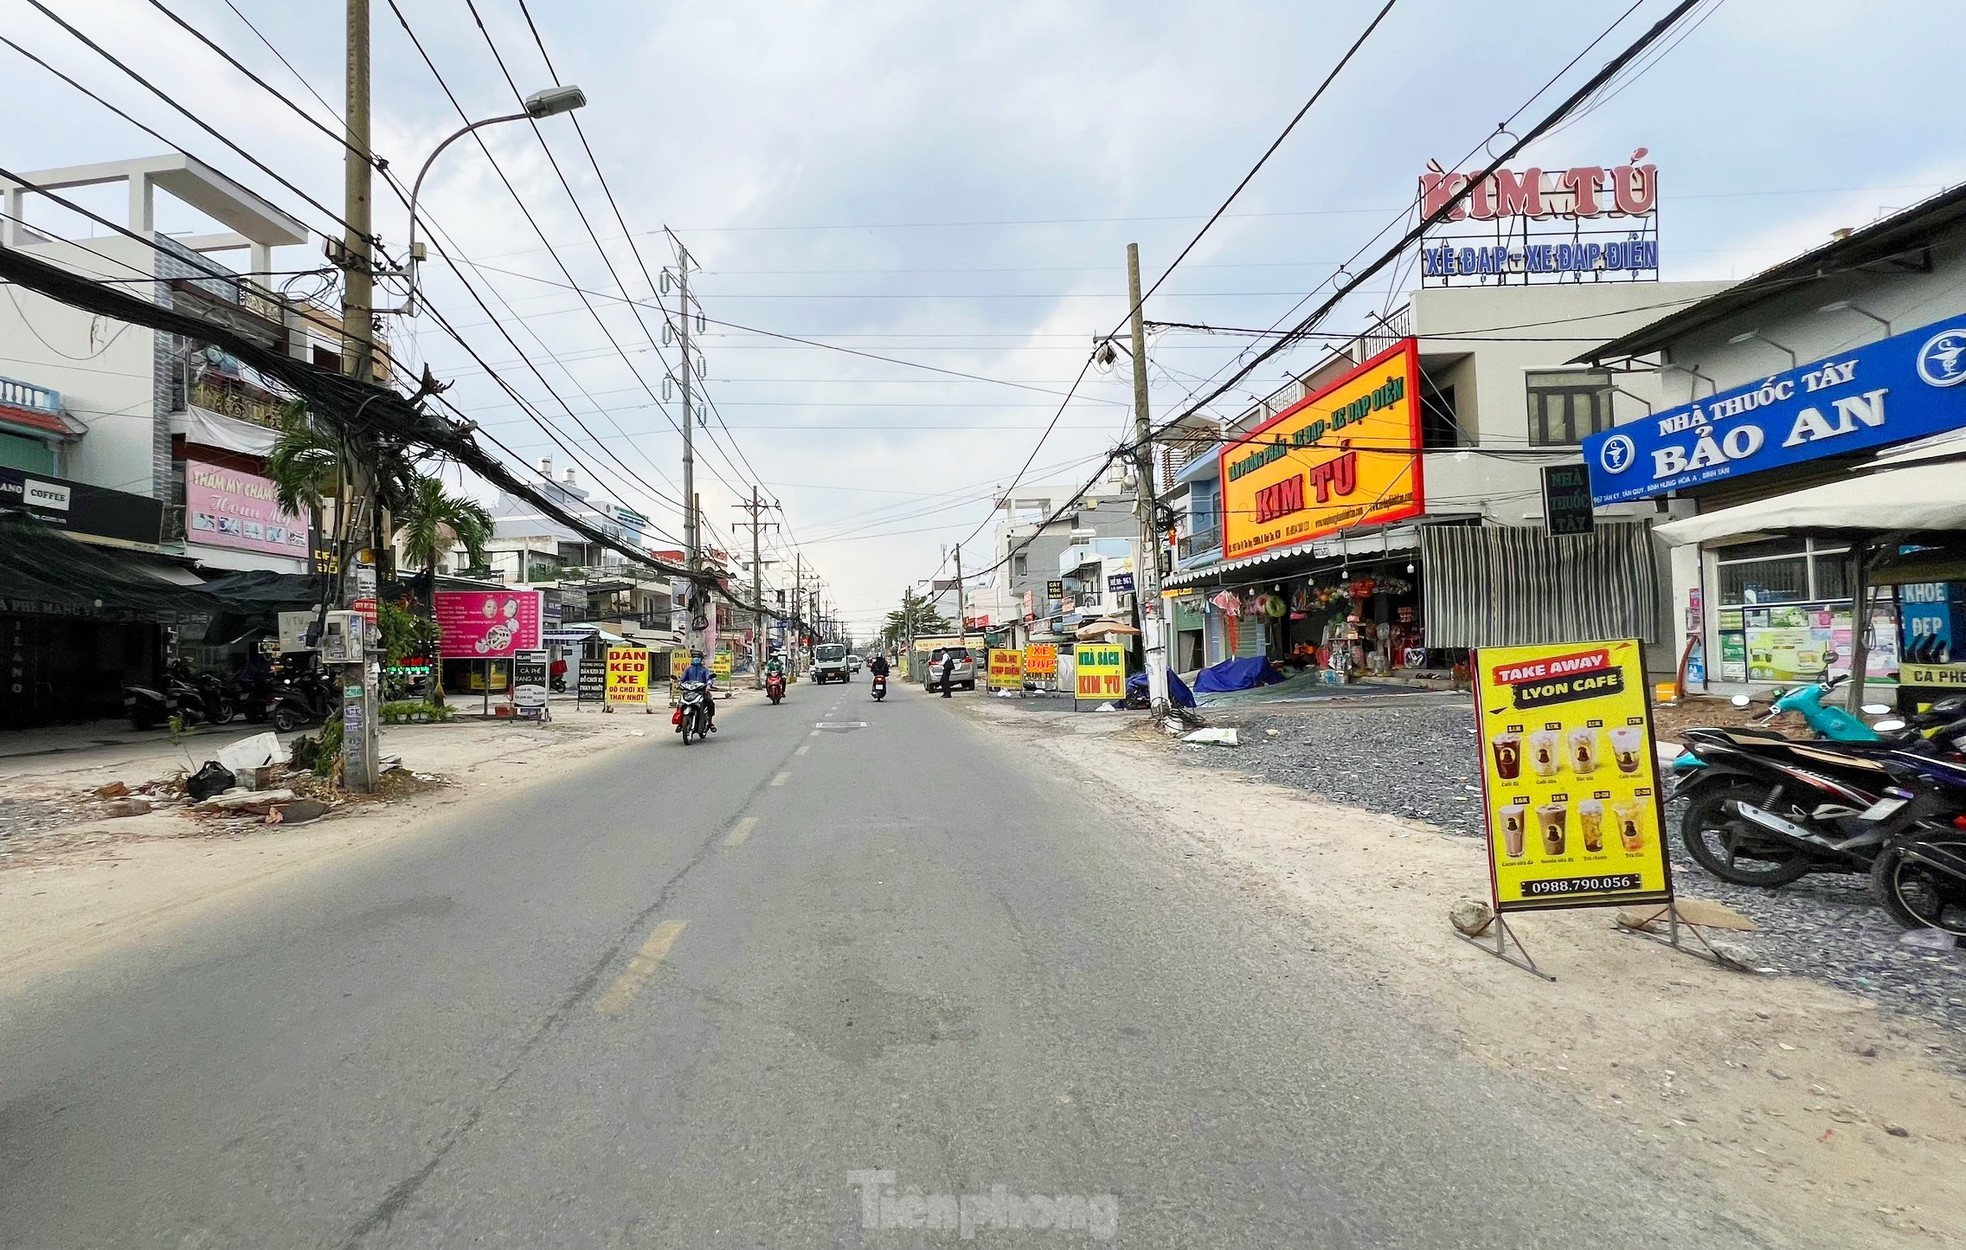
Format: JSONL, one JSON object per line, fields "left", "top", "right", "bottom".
{"left": 266, "top": 400, "right": 343, "bottom": 517}
{"left": 395, "top": 475, "right": 494, "bottom": 705}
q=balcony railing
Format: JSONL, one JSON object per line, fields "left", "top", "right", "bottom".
{"left": 1178, "top": 527, "right": 1221, "bottom": 561}
{"left": 188, "top": 375, "right": 285, "bottom": 430}
{"left": 0, "top": 374, "right": 61, "bottom": 414}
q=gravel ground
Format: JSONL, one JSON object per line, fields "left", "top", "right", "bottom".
{"left": 1202, "top": 695, "right": 1966, "bottom": 1041}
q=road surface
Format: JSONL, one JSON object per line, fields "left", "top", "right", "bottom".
{"left": 0, "top": 681, "right": 1768, "bottom": 1247}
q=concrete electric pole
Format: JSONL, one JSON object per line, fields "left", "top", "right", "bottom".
{"left": 338, "top": 0, "right": 380, "bottom": 792}
{"left": 734, "top": 487, "right": 776, "bottom": 687}
{"left": 666, "top": 229, "right": 701, "bottom": 656}
{"left": 954, "top": 543, "right": 967, "bottom": 647}
{"left": 1126, "top": 242, "right": 1171, "bottom": 713}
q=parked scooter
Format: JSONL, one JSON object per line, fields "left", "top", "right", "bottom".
{"left": 268, "top": 667, "right": 339, "bottom": 733}
{"left": 674, "top": 680, "right": 712, "bottom": 744}
{"left": 766, "top": 670, "right": 787, "bottom": 705}
{"left": 872, "top": 672, "right": 887, "bottom": 702}
{"left": 123, "top": 682, "right": 176, "bottom": 731}
{"left": 1867, "top": 752, "right": 1966, "bottom": 935}
{"left": 1674, "top": 704, "right": 1966, "bottom": 887}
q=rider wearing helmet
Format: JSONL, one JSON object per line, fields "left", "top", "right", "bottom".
{"left": 680, "top": 649, "right": 717, "bottom": 732}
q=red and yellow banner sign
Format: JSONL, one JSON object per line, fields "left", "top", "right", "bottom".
{"left": 1219, "top": 339, "right": 1424, "bottom": 561}
{"left": 1023, "top": 643, "right": 1058, "bottom": 677}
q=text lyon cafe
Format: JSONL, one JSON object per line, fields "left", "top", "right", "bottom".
{"left": 1215, "top": 340, "right": 1428, "bottom": 673}
{"left": 1584, "top": 315, "right": 1966, "bottom": 697}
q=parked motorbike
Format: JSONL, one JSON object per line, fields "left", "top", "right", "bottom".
{"left": 766, "top": 670, "right": 787, "bottom": 705}
{"left": 123, "top": 682, "right": 176, "bottom": 731}
{"left": 1674, "top": 708, "right": 1966, "bottom": 888}
{"left": 268, "top": 668, "right": 340, "bottom": 733}
{"left": 1865, "top": 753, "right": 1966, "bottom": 935}
{"left": 182, "top": 665, "right": 236, "bottom": 725}
{"left": 872, "top": 672, "right": 887, "bottom": 702}
{"left": 674, "top": 680, "right": 712, "bottom": 744}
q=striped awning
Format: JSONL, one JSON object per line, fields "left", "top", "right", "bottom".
{"left": 1419, "top": 522, "right": 1661, "bottom": 648}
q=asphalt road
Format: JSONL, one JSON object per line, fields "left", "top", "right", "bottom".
{"left": 0, "top": 680, "right": 1771, "bottom": 1248}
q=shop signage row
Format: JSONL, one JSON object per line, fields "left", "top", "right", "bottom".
{"left": 1584, "top": 315, "right": 1966, "bottom": 505}
{"left": 1417, "top": 154, "right": 1660, "bottom": 288}
{"left": 1219, "top": 339, "right": 1425, "bottom": 562}
{"left": 184, "top": 459, "right": 308, "bottom": 558}
{"left": 0, "top": 467, "right": 161, "bottom": 546}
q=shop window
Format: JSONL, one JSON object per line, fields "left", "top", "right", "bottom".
{"left": 1420, "top": 383, "right": 1464, "bottom": 449}
{"left": 1012, "top": 553, "right": 1028, "bottom": 579}
{"left": 1715, "top": 537, "right": 1852, "bottom": 606}
{"left": 1526, "top": 370, "right": 1614, "bottom": 446}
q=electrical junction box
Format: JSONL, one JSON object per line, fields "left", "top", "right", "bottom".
{"left": 320, "top": 610, "right": 366, "bottom": 664}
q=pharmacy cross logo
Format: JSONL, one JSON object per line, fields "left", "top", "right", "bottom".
{"left": 1598, "top": 433, "right": 1637, "bottom": 475}
{"left": 1914, "top": 326, "right": 1966, "bottom": 388}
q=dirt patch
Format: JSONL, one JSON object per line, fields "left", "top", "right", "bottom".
{"left": 963, "top": 698, "right": 1966, "bottom": 1250}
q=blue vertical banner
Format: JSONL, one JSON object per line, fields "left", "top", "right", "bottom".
{"left": 1584, "top": 316, "right": 1966, "bottom": 504}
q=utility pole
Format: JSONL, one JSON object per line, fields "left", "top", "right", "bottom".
{"left": 667, "top": 230, "right": 700, "bottom": 655}
{"left": 1126, "top": 242, "right": 1171, "bottom": 713}
{"left": 954, "top": 543, "right": 967, "bottom": 646}
{"left": 734, "top": 487, "right": 776, "bottom": 687}
{"left": 338, "top": 0, "right": 380, "bottom": 793}
{"left": 792, "top": 550, "right": 802, "bottom": 677}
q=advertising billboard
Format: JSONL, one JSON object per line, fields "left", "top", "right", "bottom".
{"left": 605, "top": 645, "right": 651, "bottom": 709}
{"left": 1219, "top": 339, "right": 1424, "bottom": 562}
{"left": 1472, "top": 639, "right": 1673, "bottom": 913}
{"left": 183, "top": 460, "right": 309, "bottom": 558}
{"left": 434, "top": 590, "right": 543, "bottom": 659}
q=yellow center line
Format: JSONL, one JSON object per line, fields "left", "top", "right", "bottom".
{"left": 794, "top": 743, "right": 811, "bottom": 757}
{"left": 594, "top": 919, "right": 688, "bottom": 1016}
{"left": 724, "top": 816, "right": 759, "bottom": 848}
{"left": 771, "top": 771, "right": 792, "bottom": 786}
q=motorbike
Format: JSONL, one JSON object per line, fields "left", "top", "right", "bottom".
{"left": 675, "top": 680, "right": 712, "bottom": 744}
{"left": 1673, "top": 705, "right": 1966, "bottom": 888}
{"left": 872, "top": 672, "right": 887, "bottom": 702}
{"left": 268, "top": 668, "right": 340, "bottom": 733}
{"left": 182, "top": 666, "right": 236, "bottom": 725}
{"left": 766, "top": 670, "right": 787, "bottom": 705}
{"left": 1865, "top": 753, "right": 1966, "bottom": 935}
{"left": 123, "top": 682, "right": 176, "bottom": 731}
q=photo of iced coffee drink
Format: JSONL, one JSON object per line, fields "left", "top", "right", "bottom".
{"left": 1566, "top": 727, "right": 1600, "bottom": 777}
{"left": 1499, "top": 805, "right": 1528, "bottom": 858}
{"left": 1490, "top": 731, "right": 1522, "bottom": 781}
{"left": 1535, "top": 801, "right": 1567, "bottom": 856}
{"left": 1578, "top": 799, "right": 1605, "bottom": 853}
{"left": 1528, "top": 729, "right": 1561, "bottom": 778}
{"left": 1613, "top": 799, "right": 1646, "bottom": 853}
{"left": 1610, "top": 726, "right": 1645, "bottom": 775}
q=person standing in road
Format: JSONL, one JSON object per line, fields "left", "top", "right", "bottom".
{"left": 940, "top": 651, "right": 955, "bottom": 698}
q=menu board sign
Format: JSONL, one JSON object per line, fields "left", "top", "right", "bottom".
{"left": 1472, "top": 639, "right": 1672, "bottom": 913}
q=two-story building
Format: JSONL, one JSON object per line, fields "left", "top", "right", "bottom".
{"left": 1580, "top": 181, "right": 1966, "bottom": 695}
{"left": 1161, "top": 277, "right": 1731, "bottom": 678}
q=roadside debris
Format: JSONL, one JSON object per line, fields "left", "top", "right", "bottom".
{"left": 184, "top": 762, "right": 236, "bottom": 802}
{"left": 1449, "top": 898, "right": 1494, "bottom": 936}
{"left": 1183, "top": 728, "right": 1239, "bottom": 747}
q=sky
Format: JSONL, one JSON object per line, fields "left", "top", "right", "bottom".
{"left": 3, "top": 0, "right": 1962, "bottom": 636}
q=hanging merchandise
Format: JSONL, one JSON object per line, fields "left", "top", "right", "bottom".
{"left": 1310, "top": 583, "right": 1352, "bottom": 609}
{"left": 1290, "top": 584, "right": 1314, "bottom": 613}
{"left": 1213, "top": 590, "right": 1242, "bottom": 617}
{"left": 1262, "top": 594, "right": 1287, "bottom": 618}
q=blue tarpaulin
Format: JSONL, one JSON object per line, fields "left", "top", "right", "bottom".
{"left": 1126, "top": 669, "right": 1197, "bottom": 708}
{"left": 1192, "top": 655, "right": 1286, "bottom": 693}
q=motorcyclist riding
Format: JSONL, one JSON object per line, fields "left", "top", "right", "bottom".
{"left": 680, "top": 649, "right": 717, "bottom": 732}
{"left": 867, "top": 655, "right": 890, "bottom": 679}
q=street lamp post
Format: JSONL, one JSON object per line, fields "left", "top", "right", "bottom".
{"left": 393, "top": 85, "right": 586, "bottom": 317}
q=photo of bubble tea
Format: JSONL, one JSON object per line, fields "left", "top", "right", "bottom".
{"left": 1613, "top": 799, "right": 1646, "bottom": 853}
{"left": 1535, "top": 800, "right": 1567, "bottom": 856}
{"left": 1490, "top": 731, "right": 1522, "bottom": 781}
{"left": 1566, "top": 727, "right": 1601, "bottom": 777}
{"left": 1609, "top": 726, "right": 1645, "bottom": 775}
{"left": 1499, "top": 805, "right": 1528, "bottom": 858}
{"left": 1577, "top": 799, "right": 1605, "bottom": 853}
{"left": 1528, "top": 730, "right": 1561, "bottom": 778}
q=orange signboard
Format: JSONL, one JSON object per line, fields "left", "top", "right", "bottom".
{"left": 1219, "top": 338, "right": 1424, "bottom": 561}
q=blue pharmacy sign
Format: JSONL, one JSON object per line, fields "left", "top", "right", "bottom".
{"left": 1583, "top": 315, "right": 1966, "bottom": 505}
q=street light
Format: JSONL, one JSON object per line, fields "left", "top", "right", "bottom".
{"left": 1819, "top": 299, "right": 1893, "bottom": 337}
{"left": 1726, "top": 329, "right": 1798, "bottom": 369}
{"left": 394, "top": 85, "right": 587, "bottom": 315}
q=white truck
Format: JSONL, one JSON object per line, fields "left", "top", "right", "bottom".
{"left": 812, "top": 642, "right": 853, "bottom": 684}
